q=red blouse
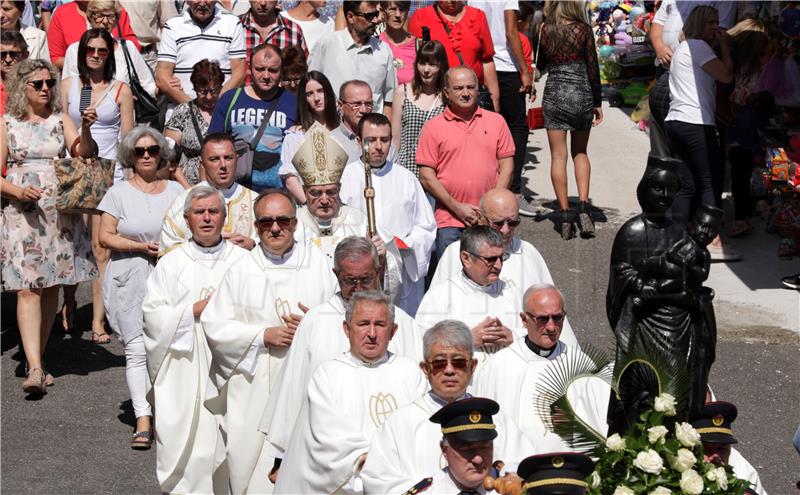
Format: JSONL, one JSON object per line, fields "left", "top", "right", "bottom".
{"left": 47, "top": 2, "right": 141, "bottom": 63}
{"left": 409, "top": 5, "right": 495, "bottom": 83}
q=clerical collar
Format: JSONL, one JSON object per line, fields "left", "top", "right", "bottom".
{"left": 189, "top": 238, "right": 225, "bottom": 256}
{"left": 346, "top": 351, "right": 390, "bottom": 368}
{"left": 524, "top": 336, "right": 557, "bottom": 358}
{"left": 428, "top": 391, "right": 469, "bottom": 408}
{"left": 260, "top": 242, "right": 297, "bottom": 264}
{"left": 363, "top": 159, "right": 391, "bottom": 175}
{"left": 459, "top": 270, "right": 502, "bottom": 295}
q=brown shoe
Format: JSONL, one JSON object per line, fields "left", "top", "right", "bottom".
{"left": 22, "top": 368, "right": 46, "bottom": 395}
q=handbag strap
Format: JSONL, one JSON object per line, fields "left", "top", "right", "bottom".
{"left": 250, "top": 92, "right": 281, "bottom": 151}
{"left": 224, "top": 88, "right": 243, "bottom": 133}
{"left": 188, "top": 101, "right": 205, "bottom": 144}
{"left": 534, "top": 23, "right": 544, "bottom": 68}
{"left": 433, "top": 5, "right": 465, "bottom": 67}
{"left": 119, "top": 39, "right": 139, "bottom": 87}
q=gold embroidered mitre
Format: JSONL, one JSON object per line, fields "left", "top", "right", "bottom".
{"left": 292, "top": 122, "right": 348, "bottom": 186}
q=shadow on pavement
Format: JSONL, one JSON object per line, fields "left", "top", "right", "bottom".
{"left": 117, "top": 399, "right": 136, "bottom": 429}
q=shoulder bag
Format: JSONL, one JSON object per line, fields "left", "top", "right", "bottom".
{"left": 55, "top": 152, "right": 115, "bottom": 212}
{"left": 224, "top": 88, "right": 281, "bottom": 187}
{"left": 119, "top": 39, "right": 165, "bottom": 130}
{"left": 432, "top": 5, "right": 494, "bottom": 111}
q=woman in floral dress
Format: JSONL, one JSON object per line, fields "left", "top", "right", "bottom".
{"left": 0, "top": 59, "right": 97, "bottom": 395}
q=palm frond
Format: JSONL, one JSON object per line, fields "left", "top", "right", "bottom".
{"left": 535, "top": 345, "right": 613, "bottom": 456}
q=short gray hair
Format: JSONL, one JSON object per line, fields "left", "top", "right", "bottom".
{"left": 334, "top": 236, "right": 380, "bottom": 271}
{"left": 253, "top": 188, "right": 297, "bottom": 214}
{"left": 117, "top": 126, "right": 170, "bottom": 169}
{"left": 183, "top": 185, "right": 227, "bottom": 218}
{"left": 423, "top": 320, "right": 473, "bottom": 361}
{"left": 339, "top": 79, "right": 372, "bottom": 101}
{"left": 344, "top": 290, "right": 394, "bottom": 325}
{"left": 523, "top": 283, "right": 565, "bottom": 306}
{"left": 460, "top": 225, "right": 504, "bottom": 255}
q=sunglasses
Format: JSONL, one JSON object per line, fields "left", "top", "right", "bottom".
{"left": 525, "top": 311, "right": 566, "bottom": 325}
{"left": 340, "top": 275, "right": 376, "bottom": 288}
{"left": 490, "top": 218, "right": 521, "bottom": 229}
{"left": 352, "top": 10, "right": 380, "bottom": 21}
{"left": 469, "top": 251, "right": 510, "bottom": 266}
{"left": 91, "top": 12, "right": 118, "bottom": 21}
{"left": 27, "top": 78, "right": 56, "bottom": 90}
{"left": 255, "top": 216, "right": 294, "bottom": 230}
{"left": 87, "top": 47, "right": 110, "bottom": 57}
{"left": 195, "top": 86, "right": 222, "bottom": 97}
{"left": 1, "top": 50, "right": 22, "bottom": 60}
{"left": 426, "top": 357, "right": 472, "bottom": 374}
{"left": 133, "top": 145, "right": 161, "bottom": 157}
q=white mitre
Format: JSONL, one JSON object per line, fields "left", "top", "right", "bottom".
{"left": 292, "top": 122, "right": 349, "bottom": 186}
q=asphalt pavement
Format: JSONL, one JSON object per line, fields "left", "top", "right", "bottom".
{"left": 2, "top": 103, "right": 798, "bottom": 494}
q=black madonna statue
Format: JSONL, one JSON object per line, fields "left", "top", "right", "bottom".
{"left": 606, "top": 155, "right": 722, "bottom": 434}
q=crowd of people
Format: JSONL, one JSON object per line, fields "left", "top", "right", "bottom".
{"left": 0, "top": 0, "right": 783, "bottom": 493}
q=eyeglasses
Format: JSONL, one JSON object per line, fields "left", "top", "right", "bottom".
{"left": 195, "top": 86, "right": 222, "bottom": 96}
{"left": 340, "top": 100, "right": 374, "bottom": 111}
{"left": 306, "top": 188, "right": 340, "bottom": 199}
{"left": 87, "top": 47, "right": 110, "bottom": 57}
{"left": 282, "top": 77, "right": 302, "bottom": 85}
{"left": 489, "top": 218, "right": 521, "bottom": 229}
{"left": 91, "top": 12, "right": 118, "bottom": 22}
{"left": 352, "top": 10, "right": 381, "bottom": 21}
{"left": 1, "top": 50, "right": 22, "bottom": 60}
{"left": 425, "top": 357, "right": 472, "bottom": 374}
{"left": 340, "top": 275, "right": 376, "bottom": 288}
{"left": 468, "top": 251, "right": 509, "bottom": 266}
{"left": 255, "top": 216, "right": 295, "bottom": 230}
{"left": 27, "top": 78, "right": 56, "bottom": 91}
{"left": 133, "top": 145, "right": 161, "bottom": 157}
{"left": 525, "top": 311, "right": 566, "bottom": 325}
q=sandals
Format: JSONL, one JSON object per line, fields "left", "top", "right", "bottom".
{"left": 22, "top": 368, "right": 46, "bottom": 395}
{"left": 91, "top": 325, "right": 111, "bottom": 345}
{"left": 131, "top": 430, "right": 154, "bottom": 450}
{"left": 577, "top": 201, "right": 595, "bottom": 238}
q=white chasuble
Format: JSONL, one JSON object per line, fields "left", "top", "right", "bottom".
{"left": 471, "top": 339, "right": 609, "bottom": 453}
{"left": 361, "top": 392, "right": 533, "bottom": 495}
{"left": 429, "top": 237, "right": 578, "bottom": 348}
{"left": 294, "top": 204, "right": 404, "bottom": 300}
{"left": 339, "top": 160, "right": 436, "bottom": 316}
{"left": 200, "top": 245, "right": 315, "bottom": 495}
{"left": 273, "top": 352, "right": 428, "bottom": 495}
{"left": 159, "top": 181, "right": 258, "bottom": 257}
{"left": 258, "top": 294, "right": 423, "bottom": 458}
{"left": 142, "top": 240, "right": 248, "bottom": 495}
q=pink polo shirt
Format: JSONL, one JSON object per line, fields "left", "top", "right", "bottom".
{"left": 416, "top": 106, "right": 515, "bottom": 228}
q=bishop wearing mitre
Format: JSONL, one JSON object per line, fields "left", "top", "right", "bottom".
{"left": 142, "top": 186, "right": 249, "bottom": 494}
{"left": 273, "top": 290, "right": 428, "bottom": 494}
{"left": 291, "top": 122, "right": 404, "bottom": 300}
{"left": 159, "top": 133, "right": 258, "bottom": 256}
{"left": 199, "top": 187, "right": 337, "bottom": 493}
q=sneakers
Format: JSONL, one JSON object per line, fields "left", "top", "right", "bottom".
{"left": 782, "top": 274, "right": 800, "bottom": 290}
{"left": 517, "top": 194, "right": 540, "bottom": 217}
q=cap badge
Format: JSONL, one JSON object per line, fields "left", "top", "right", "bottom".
{"left": 712, "top": 414, "right": 724, "bottom": 426}
{"left": 469, "top": 412, "right": 481, "bottom": 423}
{"left": 552, "top": 456, "right": 565, "bottom": 468}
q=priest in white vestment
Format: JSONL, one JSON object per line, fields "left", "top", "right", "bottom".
{"left": 200, "top": 190, "right": 337, "bottom": 494}
{"left": 471, "top": 284, "right": 609, "bottom": 453}
{"left": 338, "top": 113, "right": 435, "bottom": 316}
{"left": 273, "top": 291, "right": 428, "bottom": 494}
{"left": 160, "top": 134, "right": 258, "bottom": 257}
{"left": 290, "top": 122, "right": 404, "bottom": 300}
{"left": 361, "top": 320, "right": 532, "bottom": 494}
{"left": 142, "top": 187, "right": 249, "bottom": 494}
{"left": 258, "top": 236, "right": 423, "bottom": 465}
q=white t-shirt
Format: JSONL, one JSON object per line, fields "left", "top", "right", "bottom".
{"left": 665, "top": 39, "right": 718, "bottom": 125}
{"left": 468, "top": 0, "right": 519, "bottom": 72}
{"left": 652, "top": 0, "right": 736, "bottom": 66}
{"left": 280, "top": 10, "right": 334, "bottom": 55}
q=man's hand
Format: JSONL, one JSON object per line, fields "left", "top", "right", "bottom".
{"left": 479, "top": 318, "right": 514, "bottom": 348}
{"left": 263, "top": 325, "right": 296, "bottom": 348}
{"left": 281, "top": 312, "right": 303, "bottom": 332}
{"left": 369, "top": 234, "right": 386, "bottom": 258}
{"left": 169, "top": 75, "right": 183, "bottom": 91}
{"left": 192, "top": 297, "right": 210, "bottom": 318}
{"left": 452, "top": 202, "right": 481, "bottom": 226}
{"left": 472, "top": 317, "right": 498, "bottom": 349}
{"left": 223, "top": 232, "right": 256, "bottom": 250}
{"left": 520, "top": 69, "right": 533, "bottom": 94}
{"left": 654, "top": 44, "right": 673, "bottom": 67}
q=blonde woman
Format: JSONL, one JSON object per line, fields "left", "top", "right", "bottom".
{"left": 538, "top": 0, "right": 602, "bottom": 240}
{"left": 0, "top": 59, "right": 96, "bottom": 395}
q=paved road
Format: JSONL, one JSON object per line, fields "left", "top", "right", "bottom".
{"left": 2, "top": 105, "right": 798, "bottom": 494}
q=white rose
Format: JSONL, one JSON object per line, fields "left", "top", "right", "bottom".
{"left": 715, "top": 467, "right": 728, "bottom": 490}
{"left": 649, "top": 487, "right": 672, "bottom": 495}
{"left": 674, "top": 422, "right": 702, "bottom": 447}
{"left": 667, "top": 448, "right": 696, "bottom": 473}
{"left": 680, "top": 469, "right": 705, "bottom": 495}
{"left": 653, "top": 393, "right": 677, "bottom": 416}
{"left": 705, "top": 468, "right": 718, "bottom": 481}
{"left": 647, "top": 425, "right": 669, "bottom": 444}
{"left": 633, "top": 449, "right": 664, "bottom": 475}
{"left": 613, "top": 486, "right": 635, "bottom": 495}
{"left": 590, "top": 471, "right": 601, "bottom": 489}
{"left": 606, "top": 433, "right": 627, "bottom": 451}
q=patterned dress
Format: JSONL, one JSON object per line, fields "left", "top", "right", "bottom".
{"left": 165, "top": 101, "right": 209, "bottom": 185}
{"left": 1, "top": 114, "right": 97, "bottom": 290}
{"left": 395, "top": 85, "right": 445, "bottom": 177}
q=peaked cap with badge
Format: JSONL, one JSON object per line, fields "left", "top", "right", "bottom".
{"left": 429, "top": 397, "right": 499, "bottom": 442}
{"left": 690, "top": 401, "right": 738, "bottom": 444}
{"left": 517, "top": 452, "right": 594, "bottom": 495}
{"left": 291, "top": 122, "right": 349, "bottom": 186}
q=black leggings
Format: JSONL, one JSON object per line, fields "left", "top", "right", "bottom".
{"left": 665, "top": 120, "right": 722, "bottom": 227}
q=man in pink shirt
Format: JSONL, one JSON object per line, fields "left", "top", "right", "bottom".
{"left": 416, "top": 66, "right": 514, "bottom": 266}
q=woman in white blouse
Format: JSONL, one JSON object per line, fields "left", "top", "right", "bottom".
{"left": 0, "top": 0, "right": 49, "bottom": 60}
